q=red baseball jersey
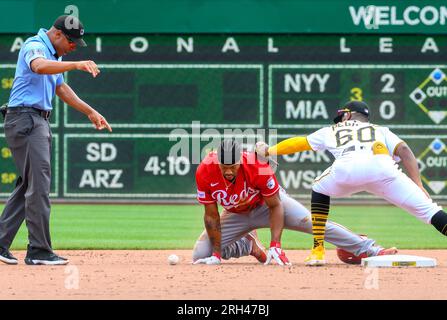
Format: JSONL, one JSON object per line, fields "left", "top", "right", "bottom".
{"left": 196, "top": 151, "right": 280, "bottom": 213}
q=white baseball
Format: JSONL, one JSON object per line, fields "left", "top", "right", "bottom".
{"left": 168, "top": 254, "right": 179, "bottom": 265}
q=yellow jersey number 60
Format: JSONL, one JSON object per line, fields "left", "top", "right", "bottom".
{"left": 350, "top": 87, "right": 363, "bottom": 101}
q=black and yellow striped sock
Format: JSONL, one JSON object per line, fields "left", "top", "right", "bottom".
{"left": 431, "top": 210, "right": 447, "bottom": 236}
{"left": 311, "top": 190, "right": 331, "bottom": 249}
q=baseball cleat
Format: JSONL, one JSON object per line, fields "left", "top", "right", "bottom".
{"left": 25, "top": 253, "right": 69, "bottom": 266}
{"left": 305, "top": 245, "right": 326, "bottom": 266}
{"left": 0, "top": 248, "right": 18, "bottom": 265}
{"left": 247, "top": 231, "right": 267, "bottom": 263}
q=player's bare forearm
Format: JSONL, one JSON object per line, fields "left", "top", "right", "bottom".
{"left": 30, "top": 58, "right": 78, "bottom": 75}
{"left": 56, "top": 83, "right": 94, "bottom": 115}
{"left": 269, "top": 205, "right": 284, "bottom": 242}
{"left": 395, "top": 142, "right": 424, "bottom": 187}
{"left": 264, "top": 193, "right": 284, "bottom": 243}
{"left": 203, "top": 204, "right": 222, "bottom": 254}
{"left": 56, "top": 83, "right": 112, "bottom": 132}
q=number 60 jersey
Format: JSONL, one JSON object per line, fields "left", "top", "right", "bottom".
{"left": 307, "top": 120, "right": 404, "bottom": 161}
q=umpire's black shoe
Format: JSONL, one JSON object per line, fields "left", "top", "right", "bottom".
{"left": 0, "top": 248, "right": 18, "bottom": 265}
{"left": 25, "top": 252, "right": 69, "bottom": 266}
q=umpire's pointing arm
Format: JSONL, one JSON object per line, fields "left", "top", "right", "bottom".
{"left": 56, "top": 82, "right": 112, "bottom": 132}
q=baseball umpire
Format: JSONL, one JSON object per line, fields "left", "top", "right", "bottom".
{"left": 0, "top": 15, "right": 112, "bottom": 265}
{"left": 256, "top": 100, "right": 447, "bottom": 266}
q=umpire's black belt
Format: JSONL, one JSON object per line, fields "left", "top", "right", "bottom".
{"left": 7, "top": 106, "right": 51, "bottom": 120}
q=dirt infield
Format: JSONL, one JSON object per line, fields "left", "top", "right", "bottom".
{"left": 0, "top": 249, "right": 446, "bottom": 300}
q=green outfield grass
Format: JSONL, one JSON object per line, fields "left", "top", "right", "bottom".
{"left": 4, "top": 204, "right": 446, "bottom": 250}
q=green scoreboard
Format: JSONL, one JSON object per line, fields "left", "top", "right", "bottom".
{"left": 65, "top": 65, "right": 263, "bottom": 128}
{"left": 270, "top": 65, "right": 447, "bottom": 129}
{"left": 0, "top": 34, "right": 446, "bottom": 202}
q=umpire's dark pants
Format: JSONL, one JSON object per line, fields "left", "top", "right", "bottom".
{"left": 0, "top": 108, "right": 52, "bottom": 253}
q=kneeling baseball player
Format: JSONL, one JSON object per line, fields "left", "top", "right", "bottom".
{"left": 192, "top": 139, "right": 397, "bottom": 265}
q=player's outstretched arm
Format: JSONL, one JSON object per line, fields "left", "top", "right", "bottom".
{"left": 255, "top": 137, "right": 312, "bottom": 157}
{"left": 395, "top": 142, "right": 429, "bottom": 198}
{"left": 263, "top": 193, "right": 291, "bottom": 266}
{"left": 269, "top": 137, "right": 312, "bottom": 155}
{"left": 56, "top": 83, "right": 112, "bottom": 132}
{"left": 193, "top": 204, "right": 222, "bottom": 265}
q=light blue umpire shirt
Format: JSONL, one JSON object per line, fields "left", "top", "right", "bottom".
{"left": 8, "top": 28, "right": 64, "bottom": 111}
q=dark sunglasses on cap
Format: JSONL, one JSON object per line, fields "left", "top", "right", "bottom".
{"left": 336, "top": 108, "right": 352, "bottom": 116}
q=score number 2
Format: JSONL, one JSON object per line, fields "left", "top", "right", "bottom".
{"left": 379, "top": 73, "right": 396, "bottom": 120}
{"left": 350, "top": 73, "right": 396, "bottom": 120}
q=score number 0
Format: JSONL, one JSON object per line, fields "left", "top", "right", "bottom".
{"left": 350, "top": 73, "right": 396, "bottom": 120}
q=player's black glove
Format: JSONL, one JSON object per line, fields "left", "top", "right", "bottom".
{"left": 0, "top": 103, "right": 7, "bottom": 120}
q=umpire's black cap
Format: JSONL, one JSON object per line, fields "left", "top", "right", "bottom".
{"left": 218, "top": 139, "right": 241, "bottom": 165}
{"left": 53, "top": 15, "right": 87, "bottom": 47}
{"left": 333, "top": 101, "right": 370, "bottom": 124}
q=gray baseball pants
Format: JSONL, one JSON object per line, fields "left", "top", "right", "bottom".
{"left": 0, "top": 109, "right": 52, "bottom": 253}
{"left": 192, "top": 189, "right": 380, "bottom": 261}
